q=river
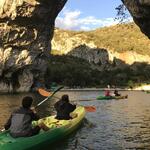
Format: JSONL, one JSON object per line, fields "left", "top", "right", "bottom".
{"left": 0, "top": 90, "right": 150, "bottom": 150}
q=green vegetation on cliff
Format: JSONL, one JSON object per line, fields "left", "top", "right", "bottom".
{"left": 52, "top": 23, "right": 150, "bottom": 56}
{"left": 48, "top": 23, "right": 150, "bottom": 88}
{"left": 46, "top": 55, "right": 150, "bottom": 88}
{"left": 87, "top": 23, "right": 150, "bottom": 55}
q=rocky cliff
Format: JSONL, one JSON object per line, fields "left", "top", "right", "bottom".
{"left": 52, "top": 24, "right": 150, "bottom": 69}
{"left": 0, "top": 0, "right": 67, "bottom": 93}
{"left": 0, "top": 0, "right": 150, "bottom": 93}
{"left": 122, "top": 0, "right": 150, "bottom": 38}
{"left": 68, "top": 45, "right": 150, "bottom": 71}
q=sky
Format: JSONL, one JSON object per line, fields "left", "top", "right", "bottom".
{"left": 55, "top": 0, "right": 132, "bottom": 31}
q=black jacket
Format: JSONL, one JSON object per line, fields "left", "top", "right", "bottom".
{"left": 54, "top": 100, "right": 76, "bottom": 120}
{"left": 4, "top": 107, "right": 39, "bottom": 138}
{"left": 114, "top": 90, "right": 121, "bottom": 96}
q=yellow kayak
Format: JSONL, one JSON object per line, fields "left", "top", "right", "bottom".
{"left": 0, "top": 106, "right": 86, "bottom": 150}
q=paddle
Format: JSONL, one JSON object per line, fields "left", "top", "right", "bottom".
{"left": 0, "top": 87, "right": 63, "bottom": 133}
{"left": 36, "top": 86, "right": 64, "bottom": 108}
{"left": 38, "top": 88, "right": 96, "bottom": 112}
{"left": 84, "top": 106, "right": 96, "bottom": 112}
{"left": 38, "top": 88, "right": 95, "bottom": 101}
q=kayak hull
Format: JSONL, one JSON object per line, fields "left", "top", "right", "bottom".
{"left": 0, "top": 106, "right": 85, "bottom": 150}
{"left": 146, "top": 91, "right": 150, "bottom": 94}
{"left": 97, "top": 95, "right": 128, "bottom": 100}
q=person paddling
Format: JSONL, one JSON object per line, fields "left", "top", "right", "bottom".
{"left": 4, "top": 96, "right": 49, "bottom": 138}
{"left": 54, "top": 94, "right": 76, "bottom": 120}
{"left": 114, "top": 89, "right": 121, "bottom": 96}
{"left": 104, "top": 85, "right": 111, "bottom": 96}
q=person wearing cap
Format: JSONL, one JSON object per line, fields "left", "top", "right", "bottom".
{"left": 54, "top": 94, "right": 76, "bottom": 120}
{"left": 4, "top": 96, "right": 49, "bottom": 138}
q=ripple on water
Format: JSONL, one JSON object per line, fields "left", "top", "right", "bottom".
{"left": 1, "top": 91, "right": 150, "bottom": 149}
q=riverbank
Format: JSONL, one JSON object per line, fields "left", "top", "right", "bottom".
{"left": 60, "top": 88, "right": 146, "bottom": 91}
{"left": 133, "top": 84, "right": 150, "bottom": 90}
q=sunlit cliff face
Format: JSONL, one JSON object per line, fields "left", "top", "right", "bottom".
{"left": 0, "top": 0, "right": 150, "bottom": 93}
{"left": 0, "top": 0, "right": 67, "bottom": 93}
{"left": 122, "top": 0, "right": 150, "bottom": 39}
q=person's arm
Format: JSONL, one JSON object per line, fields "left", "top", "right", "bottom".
{"left": 68, "top": 103, "right": 76, "bottom": 112}
{"left": 30, "top": 107, "right": 40, "bottom": 121}
{"left": 54, "top": 101, "right": 61, "bottom": 111}
{"left": 4, "top": 115, "right": 12, "bottom": 130}
{"left": 31, "top": 112, "right": 40, "bottom": 121}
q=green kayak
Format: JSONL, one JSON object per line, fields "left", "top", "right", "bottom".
{"left": 146, "top": 91, "right": 150, "bottom": 94}
{"left": 0, "top": 106, "right": 85, "bottom": 150}
{"left": 97, "top": 95, "right": 128, "bottom": 100}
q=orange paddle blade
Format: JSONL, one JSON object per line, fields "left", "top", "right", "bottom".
{"left": 38, "top": 88, "right": 51, "bottom": 97}
{"left": 84, "top": 106, "right": 96, "bottom": 112}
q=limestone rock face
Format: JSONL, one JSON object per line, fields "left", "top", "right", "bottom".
{"left": 0, "top": 0, "right": 67, "bottom": 93}
{"left": 68, "top": 45, "right": 150, "bottom": 71}
{"left": 52, "top": 29, "right": 96, "bottom": 54}
{"left": 52, "top": 28, "right": 150, "bottom": 69}
{"left": 122, "top": 0, "right": 150, "bottom": 38}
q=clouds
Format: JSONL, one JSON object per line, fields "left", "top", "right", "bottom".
{"left": 55, "top": 9, "right": 132, "bottom": 31}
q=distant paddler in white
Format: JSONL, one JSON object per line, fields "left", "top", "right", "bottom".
{"left": 104, "top": 85, "right": 111, "bottom": 96}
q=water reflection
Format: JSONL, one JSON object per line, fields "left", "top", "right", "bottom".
{"left": 0, "top": 91, "right": 150, "bottom": 149}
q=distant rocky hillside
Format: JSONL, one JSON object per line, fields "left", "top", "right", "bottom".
{"left": 52, "top": 23, "right": 150, "bottom": 66}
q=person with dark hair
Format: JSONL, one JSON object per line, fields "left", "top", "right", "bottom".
{"left": 54, "top": 94, "right": 76, "bottom": 120}
{"left": 114, "top": 89, "right": 121, "bottom": 96}
{"left": 4, "top": 96, "right": 49, "bottom": 138}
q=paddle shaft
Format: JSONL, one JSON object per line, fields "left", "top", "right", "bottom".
{"left": 38, "top": 88, "right": 96, "bottom": 112}
{"left": 36, "top": 86, "right": 64, "bottom": 108}
{"left": 36, "top": 97, "right": 49, "bottom": 107}
{"left": 38, "top": 88, "right": 95, "bottom": 102}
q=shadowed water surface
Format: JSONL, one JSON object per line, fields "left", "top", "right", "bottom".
{"left": 0, "top": 91, "right": 150, "bottom": 150}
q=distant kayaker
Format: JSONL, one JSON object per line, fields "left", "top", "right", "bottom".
{"left": 104, "top": 85, "right": 111, "bottom": 96}
{"left": 4, "top": 96, "right": 49, "bottom": 138}
{"left": 114, "top": 89, "right": 121, "bottom": 96}
{"left": 54, "top": 94, "right": 76, "bottom": 120}
{"left": 104, "top": 90, "right": 111, "bottom": 96}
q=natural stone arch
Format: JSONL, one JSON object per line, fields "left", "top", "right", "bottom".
{"left": 122, "top": 0, "right": 150, "bottom": 39}
{"left": 0, "top": 0, "right": 67, "bottom": 93}
{"left": 0, "top": 0, "right": 149, "bottom": 93}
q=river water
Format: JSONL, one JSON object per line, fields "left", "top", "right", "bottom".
{"left": 0, "top": 90, "right": 150, "bottom": 150}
